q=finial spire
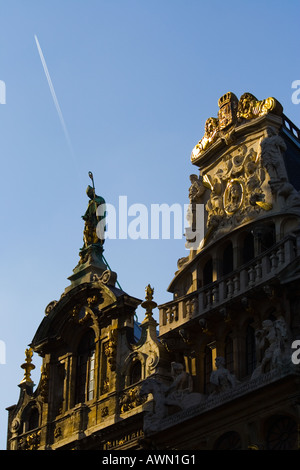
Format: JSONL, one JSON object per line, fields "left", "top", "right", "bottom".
{"left": 141, "top": 284, "right": 157, "bottom": 320}
{"left": 19, "top": 347, "right": 35, "bottom": 386}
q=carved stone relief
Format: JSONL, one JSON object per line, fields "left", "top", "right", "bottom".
{"left": 191, "top": 92, "right": 283, "bottom": 162}
{"left": 251, "top": 317, "right": 290, "bottom": 379}
{"left": 192, "top": 139, "right": 272, "bottom": 244}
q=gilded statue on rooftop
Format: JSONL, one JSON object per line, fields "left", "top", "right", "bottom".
{"left": 191, "top": 92, "right": 283, "bottom": 161}
{"left": 82, "top": 172, "right": 106, "bottom": 249}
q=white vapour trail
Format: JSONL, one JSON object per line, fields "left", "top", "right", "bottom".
{"left": 34, "top": 34, "right": 74, "bottom": 156}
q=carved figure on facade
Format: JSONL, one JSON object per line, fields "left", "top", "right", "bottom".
{"left": 140, "top": 363, "right": 204, "bottom": 432}
{"left": 104, "top": 328, "right": 117, "bottom": 371}
{"left": 276, "top": 181, "right": 300, "bottom": 209}
{"left": 119, "top": 385, "right": 146, "bottom": 413}
{"left": 209, "top": 356, "right": 239, "bottom": 394}
{"left": 185, "top": 296, "right": 198, "bottom": 320}
{"left": 188, "top": 174, "right": 209, "bottom": 204}
{"left": 251, "top": 317, "right": 290, "bottom": 379}
{"left": 259, "top": 127, "right": 287, "bottom": 183}
{"left": 39, "top": 364, "right": 49, "bottom": 402}
{"left": 166, "top": 362, "right": 193, "bottom": 399}
{"left": 185, "top": 174, "right": 209, "bottom": 248}
{"left": 191, "top": 118, "right": 219, "bottom": 161}
{"left": 54, "top": 426, "right": 62, "bottom": 440}
{"left": 205, "top": 175, "right": 224, "bottom": 230}
{"left": 258, "top": 127, "right": 300, "bottom": 208}
{"left": 223, "top": 179, "right": 244, "bottom": 215}
{"left": 102, "top": 377, "right": 109, "bottom": 394}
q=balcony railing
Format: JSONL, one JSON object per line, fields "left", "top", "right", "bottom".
{"left": 159, "top": 234, "right": 299, "bottom": 334}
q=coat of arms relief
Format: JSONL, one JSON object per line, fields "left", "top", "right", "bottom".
{"left": 188, "top": 92, "right": 300, "bottom": 246}
{"left": 202, "top": 141, "right": 271, "bottom": 238}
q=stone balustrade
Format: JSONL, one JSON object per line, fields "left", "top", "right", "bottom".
{"left": 159, "top": 234, "right": 298, "bottom": 335}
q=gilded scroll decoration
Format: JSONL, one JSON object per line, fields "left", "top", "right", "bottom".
{"left": 237, "top": 93, "right": 282, "bottom": 121}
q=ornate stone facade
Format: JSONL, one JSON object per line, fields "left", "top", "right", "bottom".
{"left": 6, "top": 92, "right": 300, "bottom": 450}
{"left": 156, "top": 93, "right": 300, "bottom": 449}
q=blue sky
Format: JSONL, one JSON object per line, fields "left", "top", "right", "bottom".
{"left": 0, "top": 0, "right": 299, "bottom": 449}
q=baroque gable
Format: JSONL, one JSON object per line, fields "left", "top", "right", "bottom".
{"left": 188, "top": 92, "right": 300, "bottom": 248}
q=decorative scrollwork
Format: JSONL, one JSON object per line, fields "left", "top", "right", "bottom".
{"left": 191, "top": 92, "right": 283, "bottom": 161}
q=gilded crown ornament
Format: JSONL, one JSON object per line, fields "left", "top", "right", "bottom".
{"left": 191, "top": 92, "right": 283, "bottom": 162}
{"left": 218, "top": 91, "right": 237, "bottom": 109}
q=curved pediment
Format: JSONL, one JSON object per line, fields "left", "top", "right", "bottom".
{"left": 30, "top": 279, "right": 123, "bottom": 354}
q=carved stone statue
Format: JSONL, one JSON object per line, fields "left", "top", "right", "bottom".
{"left": 260, "top": 127, "right": 287, "bottom": 182}
{"left": 277, "top": 181, "right": 300, "bottom": 208}
{"left": 186, "top": 174, "right": 210, "bottom": 234}
{"left": 209, "top": 356, "right": 238, "bottom": 394}
{"left": 191, "top": 117, "right": 219, "bottom": 161}
{"left": 251, "top": 317, "right": 289, "bottom": 379}
{"left": 188, "top": 174, "right": 208, "bottom": 204}
{"left": 140, "top": 363, "right": 204, "bottom": 433}
{"left": 164, "top": 362, "right": 193, "bottom": 401}
{"left": 206, "top": 175, "right": 224, "bottom": 228}
{"left": 224, "top": 179, "right": 243, "bottom": 215}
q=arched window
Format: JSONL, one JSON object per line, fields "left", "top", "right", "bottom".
{"left": 75, "top": 330, "right": 96, "bottom": 404}
{"left": 222, "top": 242, "right": 233, "bottom": 276}
{"left": 21, "top": 405, "right": 40, "bottom": 433}
{"left": 27, "top": 407, "right": 39, "bottom": 431}
{"left": 258, "top": 223, "right": 276, "bottom": 253}
{"left": 129, "top": 360, "right": 142, "bottom": 385}
{"left": 245, "top": 323, "right": 256, "bottom": 376}
{"left": 242, "top": 232, "right": 255, "bottom": 264}
{"left": 266, "top": 416, "right": 298, "bottom": 450}
{"left": 225, "top": 333, "right": 234, "bottom": 374}
{"left": 203, "top": 258, "right": 213, "bottom": 286}
{"left": 204, "top": 345, "right": 213, "bottom": 393}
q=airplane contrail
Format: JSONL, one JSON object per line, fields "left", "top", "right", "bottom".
{"left": 34, "top": 34, "right": 75, "bottom": 158}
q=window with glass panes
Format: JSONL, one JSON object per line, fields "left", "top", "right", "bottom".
{"left": 75, "top": 330, "right": 95, "bottom": 404}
